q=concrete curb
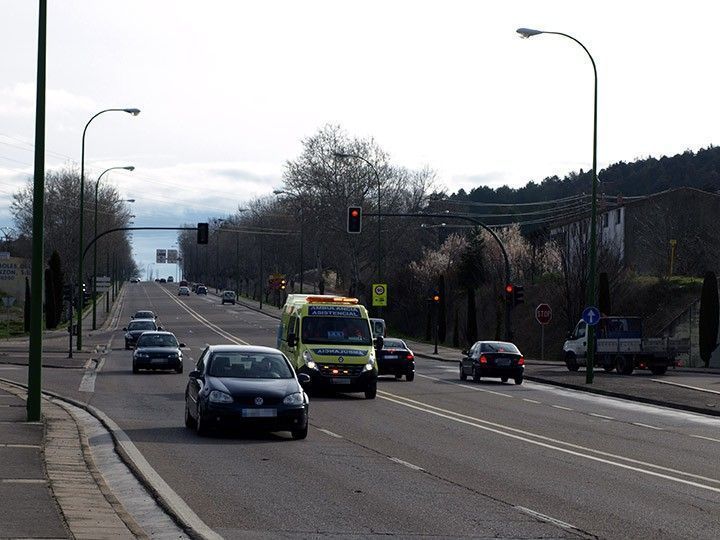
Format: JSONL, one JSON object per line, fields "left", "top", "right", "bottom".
{"left": 0, "top": 377, "right": 220, "bottom": 540}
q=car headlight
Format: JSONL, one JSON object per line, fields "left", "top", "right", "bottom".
{"left": 364, "top": 362, "right": 374, "bottom": 372}
{"left": 168, "top": 353, "right": 179, "bottom": 359}
{"left": 302, "top": 350, "right": 313, "bottom": 363}
{"left": 368, "top": 351, "right": 376, "bottom": 364}
{"left": 135, "top": 352, "right": 148, "bottom": 358}
{"left": 208, "top": 390, "right": 233, "bottom": 403}
{"left": 283, "top": 392, "right": 304, "bottom": 405}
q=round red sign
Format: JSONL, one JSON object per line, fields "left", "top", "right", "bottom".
{"left": 535, "top": 303, "right": 552, "bottom": 325}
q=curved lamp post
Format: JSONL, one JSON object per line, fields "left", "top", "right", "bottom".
{"left": 333, "top": 151, "right": 383, "bottom": 315}
{"left": 77, "top": 107, "right": 139, "bottom": 350}
{"left": 517, "top": 27, "right": 599, "bottom": 383}
{"left": 92, "top": 166, "right": 134, "bottom": 329}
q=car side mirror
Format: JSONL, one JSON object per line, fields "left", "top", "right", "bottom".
{"left": 374, "top": 336, "right": 384, "bottom": 350}
{"left": 188, "top": 370, "right": 201, "bottom": 379}
{"left": 179, "top": 343, "right": 186, "bottom": 348}
{"left": 297, "top": 373, "right": 311, "bottom": 387}
{"left": 122, "top": 327, "right": 127, "bottom": 332}
{"left": 158, "top": 326, "right": 164, "bottom": 331}
{"left": 461, "top": 349, "right": 468, "bottom": 356}
{"left": 287, "top": 334, "right": 297, "bottom": 348}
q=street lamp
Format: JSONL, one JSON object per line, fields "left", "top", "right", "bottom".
{"left": 333, "top": 151, "right": 383, "bottom": 315}
{"left": 92, "top": 165, "right": 134, "bottom": 330}
{"left": 77, "top": 107, "right": 140, "bottom": 350}
{"left": 273, "top": 189, "right": 305, "bottom": 293}
{"left": 212, "top": 218, "right": 225, "bottom": 292}
{"left": 517, "top": 27, "right": 599, "bottom": 384}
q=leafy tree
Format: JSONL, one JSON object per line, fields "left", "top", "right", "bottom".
{"left": 699, "top": 271, "right": 719, "bottom": 368}
{"left": 598, "top": 272, "right": 611, "bottom": 315}
{"left": 438, "top": 274, "right": 446, "bottom": 343}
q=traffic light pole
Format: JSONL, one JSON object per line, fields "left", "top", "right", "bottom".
{"left": 365, "top": 212, "right": 514, "bottom": 339}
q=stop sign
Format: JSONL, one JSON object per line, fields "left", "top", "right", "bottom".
{"left": 535, "top": 303, "right": 552, "bottom": 325}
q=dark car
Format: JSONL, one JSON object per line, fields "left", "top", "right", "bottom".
{"left": 123, "top": 319, "right": 161, "bottom": 349}
{"left": 185, "top": 345, "right": 310, "bottom": 438}
{"left": 133, "top": 331, "right": 185, "bottom": 374}
{"left": 196, "top": 285, "right": 208, "bottom": 295}
{"left": 132, "top": 310, "right": 156, "bottom": 320}
{"left": 159, "top": 278, "right": 167, "bottom": 283}
{"left": 460, "top": 341, "right": 524, "bottom": 385}
{"left": 377, "top": 338, "right": 415, "bottom": 381}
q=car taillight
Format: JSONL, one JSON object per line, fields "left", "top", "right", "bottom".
{"left": 479, "top": 355, "right": 487, "bottom": 364}
{"left": 406, "top": 353, "right": 414, "bottom": 360}
{"left": 518, "top": 357, "right": 525, "bottom": 366}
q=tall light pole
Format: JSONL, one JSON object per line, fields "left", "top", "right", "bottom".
{"left": 273, "top": 189, "right": 305, "bottom": 293}
{"left": 238, "top": 208, "right": 264, "bottom": 309}
{"left": 333, "top": 151, "right": 382, "bottom": 315}
{"left": 77, "top": 107, "right": 139, "bottom": 350}
{"left": 517, "top": 27, "right": 599, "bottom": 383}
{"left": 212, "top": 218, "right": 225, "bottom": 292}
{"left": 92, "top": 166, "right": 134, "bottom": 329}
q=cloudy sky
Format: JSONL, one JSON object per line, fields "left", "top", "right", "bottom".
{"left": 2, "top": 1, "right": 720, "bottom": 278}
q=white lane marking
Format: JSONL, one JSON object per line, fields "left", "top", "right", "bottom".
{"left": 0, "top": 443, "right": 41, "bottom": 448}
{"left": 690, "top": 434, "right": 720, "bottom": 443}
{"left": 552, "top": 405, "right": 573, "bottom": 411}
{"left": 317, "top": 428, "right": 343, "bottom": 439}
{"left": 523, "top": 398, "right": 541, "bottom": 404}
{"left": 377, "top": 390, "right": 720, "bottom": 490}
{"left": 1, "top": 479, "right": 46, "bottom": 484}
{"left": 389, "top": 457, "right": 425, "bottom": 471}
{"left": 417, "top": 373, "right": 513, "bottom": 398}
{"left": 632, "top": 422, "right": 664, "bottom": 431}
{"left": 590, "top": 413, "right": 615, "bottom": 420}
{"left": 78, "top": 357, "right": 105, "bottom": 393}
{"left": 514, "top": 506, "right": 582, "bottom": 534}
{"left": 0, "top": 366, "right": 21, "bottom": 370}
{"left": 651, "top": 378, "right": 720, "bottom": 395}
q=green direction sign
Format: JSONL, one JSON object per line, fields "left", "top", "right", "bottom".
{"left": 372, "top": 283, "right": 387, "bottom": 307}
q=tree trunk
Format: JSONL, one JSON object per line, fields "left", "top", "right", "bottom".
{"left": 452, "top": 309, "right": 459, "bottom": 348}
{"left": 466, "top": 287, "right": 477, "bottom": 345}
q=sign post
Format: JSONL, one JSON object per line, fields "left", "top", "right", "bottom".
{"left": 535, "top": 303, "right": 552, "bottom": 361}
{"left": 372, "top": 283, "right": 387, "bottom": 307}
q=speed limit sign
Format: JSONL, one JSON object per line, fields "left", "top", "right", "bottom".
{"left": 372, "top": 283, "right": 387, "bottom": 307}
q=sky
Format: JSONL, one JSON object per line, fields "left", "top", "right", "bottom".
{"left": 2, "top": 1, "right": 720, "bottom": 279}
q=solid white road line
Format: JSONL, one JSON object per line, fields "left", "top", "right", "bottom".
{"left": 0, "top": 443, "right": 41, "bottom": 448}
{"left": 1, "top": 479, "right": 46, "bottom": 484}
{"left": 317, "top": 428, "right": 343, "bottom": 439}
{"left": 589, "top": 413, "right": 615, "bottom": 420}
{"left": 389, "top": 457, "right": 425, "bottom": 471}
{"left": 632, "top": 422, "right": 664, "bottom": 431}
{"left": 690, "top": 434, "right": 720, "bottom": 443}
{"left": 523, "top": 398, "right": 541, "bottom": 404}
{"left": 651, "top": 378, "right": 720, "bottom": 395}
{"left": 377, "top": 390, "right": 720, "bottom": 492}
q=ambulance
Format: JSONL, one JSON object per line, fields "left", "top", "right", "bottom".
{"left": 278, "top": 295, "right": 382, "bottom": 399}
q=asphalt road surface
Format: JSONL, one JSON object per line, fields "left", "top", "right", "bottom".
{"left": 8, "top": 282, "right": 720, "bottom": 539}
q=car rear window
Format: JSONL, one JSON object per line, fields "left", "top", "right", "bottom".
{"left": 383, "top": 339, "right": 406, "bottom": 349}
{"left": 128, "top": 321, "right": 156, "bottom": 331}
{"left": 480, "top": 342, "right": 520, "bottom": 354}
{"left": 136, "top": 334, "right": 178, "bottom": 347}
{"left": 208, "top": 353, "right": 293, "bottom": 379}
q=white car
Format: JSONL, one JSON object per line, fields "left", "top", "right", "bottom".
{"left": 221, "top": 290, "right": 236, "bottom": 305}
{"left": 178, "top": 286, "right": 190, "bottom": 296}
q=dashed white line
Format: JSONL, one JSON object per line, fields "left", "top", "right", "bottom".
{"left": 417, "top": 373, "right": 513, "bottom": 398}
{"left": 389, "top": 457, "right": 425, "bottom": 471}
{"left": 589, "top": 413, "right": 615, "bottom": 420}
{"left": 0, "top": 443, "right": 41, "bottom": 449}
{"left": 690, "top": 434, "right": 720, "bottom": 443}
{"left": 523, "top": 398, "right": 541, "bottom": 404}
{"left": 632, "top": 422, "right": 664, "bottom": 431}
{"left": 317, "top": 428, "right": 343, "bottom": 439}
{"left": 1, "top": 479, "right": 46, "bottom": 484}
{"left": 552, "top": 405, "right": 573, "bottom": 411}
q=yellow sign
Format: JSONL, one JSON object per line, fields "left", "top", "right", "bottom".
{"left": 372, "top": 283, "right": 387, "bottom": 307}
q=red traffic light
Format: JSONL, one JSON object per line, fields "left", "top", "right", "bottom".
{"left": 505, "top": 284, "right": 514, "bottom": 294}
{"left": 351, "top": 209, "right": 359, "bottom": 218}
{"left": 432, "top": 295, "right": 440, "bottom": 302}
{"left": 347, "top": 206, "right": 362, "bottom": 233}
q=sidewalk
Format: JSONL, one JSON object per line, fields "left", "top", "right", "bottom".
{"left": 230, "top": 294, "right": 720, "bottom": 417}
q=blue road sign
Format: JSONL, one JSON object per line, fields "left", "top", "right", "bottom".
{"left": 582, "top": 306, "right": 601, "bottom": 326}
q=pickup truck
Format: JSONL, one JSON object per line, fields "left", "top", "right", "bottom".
{"left": 563, "top": 316, "right": 679, "bottom": 375}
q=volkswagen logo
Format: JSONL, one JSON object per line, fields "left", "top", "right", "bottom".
{"left": 338, "top": 356, "right": 344, "bottom": 363}
{"left": 254, "top": 397, "right": 264, "bottom": 406}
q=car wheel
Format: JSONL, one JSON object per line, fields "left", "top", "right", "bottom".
{"left": 650, "top": 365, "right": 668, "bottom": 375}
{"left": 459, "top": 364, "right": 467, "bottom": 381}
{"left": 616, "top": 355, "right": 634, "bottom": 375}
{"left": 514, "top": 376, "right": 523, "bottom": 385}
{"left": 405, "top": 372, "right": 415, "bottom": 382}
{"left": 394, "top": 374, "right": 402, "bottom": 380}
{"left": 132, "top": 364, "right": 139, "bottom": 374}
{"left": 565, "top": 353, "right": 579, "bottom": 372}
{"left": 291, "top": 424, "right": 308, "bottom": 440}
{"left": 184, "top": 401, "right": 196, "bottom": 429}
{"left": 501, "top": 376, "right": 508, "bottom": 383}
{"left": 472, "top": 367, "right": 481, "bottom": 382}
{"left": 175, "top": 364, "right": 183, "bottom": 374}
{"left": 195, "top": 409, "right": 209, "bottom": 436}
{"left": 364, "top": 384, "right": 377, "bottom": 399}
{"left": 125, "top": 342, "right": 130, "bottom": 350}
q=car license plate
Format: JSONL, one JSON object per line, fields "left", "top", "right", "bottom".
{"left": 384, "top": 355, "right": 398, "bottom": 360}
{"left": 332, "top": 377, "right": 351, "bottom": 384}
{"left": 495, "top": 358, "right": 511, "bottom": 367}
{"left": 242, "top": 408, "right": 277, "bottom": 418}
{"left": 151, "top": 358, "right": 167, "bottom": 364}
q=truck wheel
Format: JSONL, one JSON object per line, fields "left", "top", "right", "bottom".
{"left": 616, "top": 355, "right": 634, "bottom": 375}
{"left": 565, "top": 354, "right": 579, "bottom": 372}
{"left": 650, "top": 365, "right": 668, "bottom": 375}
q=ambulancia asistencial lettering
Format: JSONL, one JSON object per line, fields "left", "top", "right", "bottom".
{"left": 307, "top": 306, "right": 361, "bottom": 317}
{"left": 313, "top": 348, "right": 368, "bottom": 357}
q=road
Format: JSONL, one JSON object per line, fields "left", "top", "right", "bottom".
{"left": 6, "top": 282, "right": 720, "bottom": 538}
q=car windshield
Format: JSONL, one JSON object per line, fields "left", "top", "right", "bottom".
{"left": 480, "top": 342, "right": 520, "bottom": 354}
{"left": 383, "top": 339, "right": 406, "bottom": 349}
{"left": 128, "top": 321, "right": 156, "bottom": 331}
{"left": 223, "top": 291, "right": 235, "bottom": 296}
{"left": 301, "top": 316, "right": 371, "bottom": 345}
{"left": 207, "top": 352, "right": 294, "bottom": 379}
{"left": 136, "top": 334, "right": 178, "bottom": 348}
{"left": 134, "top": 312, "right": 153, "bottom": 319}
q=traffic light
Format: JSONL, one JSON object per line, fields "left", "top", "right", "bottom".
{"left": 280, "top": 279, "right": 287, "bottom": 290}
{"left": 505, "top": 283, "right": 514, "bottom": 307}
{"left": 431, "top": 290, "right": 440, "bottom": 303}
{"left": 347, "top": 206, "right": 362, "bottom": 234}
{"left": 513, "top": 285, "right": 525, "bottom": 306}
{"left": 197, "top": 222, "right": 209, "bottom": 244}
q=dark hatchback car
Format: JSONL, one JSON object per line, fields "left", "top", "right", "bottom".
{"left": 123, "top": 319, "right": 161, "bottom": 349}
{"left": 185, "top": 345, "right": 310, "bottom": 439}
{"left": 377, "top": 338, "right": 415, "bottom": 381}
{"left": 196, "top": 285, "right": 208, "bottom": 295}
{"left": 132, "top": 310, "right": 156, "bottom": 320}
{"left": 133, "top": 331, "right": 185, "bottom": 374}
{"left": 460, "top": 341, "right": 525, "bottom": 385}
